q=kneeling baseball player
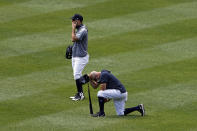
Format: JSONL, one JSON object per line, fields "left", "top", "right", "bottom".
{"left": 89, "top": 70, "right": 145, "bottom": 117}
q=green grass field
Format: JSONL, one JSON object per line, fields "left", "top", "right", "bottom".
{"left": 0, "top": 0, "right": 197, "bottom": 130}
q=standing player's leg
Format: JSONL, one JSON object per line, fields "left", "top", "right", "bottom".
{"left": 70, "top": 57, "right": 84, "bottom": 100}
{"left": 71, "top": 55, "right": 89, "bottom": 101}
{"left": 69, "top": 57, "right": 77, "bottom": 99}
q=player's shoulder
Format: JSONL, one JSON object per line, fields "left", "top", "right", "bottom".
{"left": 101, "top": 70, "right": 111, "bottom": 77}
{"left": 79, "top": 25, "right": 88, "bottom": 32}
{"left": 77, "top": 27, "right": 87, "bottom": 35}
{"left": 101, "top": 70, "right": 111, "bottom": 73}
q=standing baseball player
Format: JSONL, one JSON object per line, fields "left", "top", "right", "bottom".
{"left": 69, "top": 14, "right": 89, "bottom": 101}
{"left": 89, "top": 70, "right": 145, "bottom": 117}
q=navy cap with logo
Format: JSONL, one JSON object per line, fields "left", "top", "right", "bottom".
{"left": 71, "top": 14, "right": 83, "bottom": 22}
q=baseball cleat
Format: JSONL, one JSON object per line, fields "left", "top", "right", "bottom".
{"left": 138, "top": 104, "right": 145, "bottom": 116}
{"left": 72, "top": 92, "right": 85, "bottom": 101}
{"left": 69, "top": 93, "right": 78, "bottom": 99}
{"left": 92, "top": 112, "right": 105, "bottom": 117}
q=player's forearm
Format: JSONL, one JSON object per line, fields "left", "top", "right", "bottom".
{"left": 90, "top": 81, "right": 99, "bottom": 89}
{"left": 100, "top": 84, "right": 106, "bottom": 90}
{"left": 71, "top": 29, "right": 78, "bottom": 42}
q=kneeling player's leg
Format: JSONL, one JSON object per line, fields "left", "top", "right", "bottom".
{"left": 98, "top": 90, "right": 127, "bottom": 116}
{"left": 98, "top": 97, "right": 105, "bottom": 113}
{"left": 97, "top": 89, "right": 124, "bottom": 99}
{"left": 92, "top": 92, "right": 105, "bottom": 117}
{"left": 124, "top": 106, "right": 140, "bottom": 116}
{"left": 114, "top": 99, "right": 125, "bottom": 116}
{"left": 124, "top": 104, "right": 145, "bottom": 116}
{"left": 97, "top": 91, "right": 106, "bottom": 114}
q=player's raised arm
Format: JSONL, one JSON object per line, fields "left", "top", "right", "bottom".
{"left": 71, "top": 21, "right": 78, "bottom": 42}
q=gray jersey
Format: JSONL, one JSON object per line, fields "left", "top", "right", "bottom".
{"left": 72, "top": 25, "right": 88, "bottom": 57}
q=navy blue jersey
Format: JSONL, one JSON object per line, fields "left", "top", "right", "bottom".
{"left": 98, "top": 70, "right": 126, "bottom": 93}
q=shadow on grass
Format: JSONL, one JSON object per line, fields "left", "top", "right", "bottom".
{"left": 102, "top": 114, "right": 149, "bottom": 119}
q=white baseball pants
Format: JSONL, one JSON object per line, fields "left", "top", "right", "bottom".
{"left": 72, "top": 54, "right": 89, "bottom": 80}
{"left": 97, "top": 89, "right": 128, "bottom": 116}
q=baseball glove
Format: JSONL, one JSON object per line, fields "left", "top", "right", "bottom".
{"left": 65, "top": 45, "right": 73, "bottom": 59}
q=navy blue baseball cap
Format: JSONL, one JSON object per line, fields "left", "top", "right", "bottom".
{"left": 71, "top": 14, "right": 83, "bottom": 22}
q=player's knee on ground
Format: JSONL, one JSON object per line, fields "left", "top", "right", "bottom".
{"left": 97, "top": 90, "right": 105, "bottom": 98}
{"left": 117, "top": 112, "right": 124, "bottom": 116}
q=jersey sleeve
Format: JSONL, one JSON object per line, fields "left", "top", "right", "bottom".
{"left": 76, "top": 28, "right": 87, "bottom": 41}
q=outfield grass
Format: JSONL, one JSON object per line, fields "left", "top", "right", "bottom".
{"left": 0, "top": 0, "right": 197, "bottom": 130}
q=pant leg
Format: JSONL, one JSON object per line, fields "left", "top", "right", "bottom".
{"left": 113, "top": 99, "right": 125, "bottom": 115}
{"left": 97, "top": 89, "right": 127, "bottom": 99}
{"left": 97, "top": 89, "right": 127, "bottom": 116}
{"left": 72, "top": 54, "right": 89, "bottom": 80}
{"left": 113, "top": 92, "right": 127, "bottom": 115}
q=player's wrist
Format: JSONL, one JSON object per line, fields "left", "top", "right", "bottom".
{"left": 72, "top": 29, "right": 75, "bottom": 33}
